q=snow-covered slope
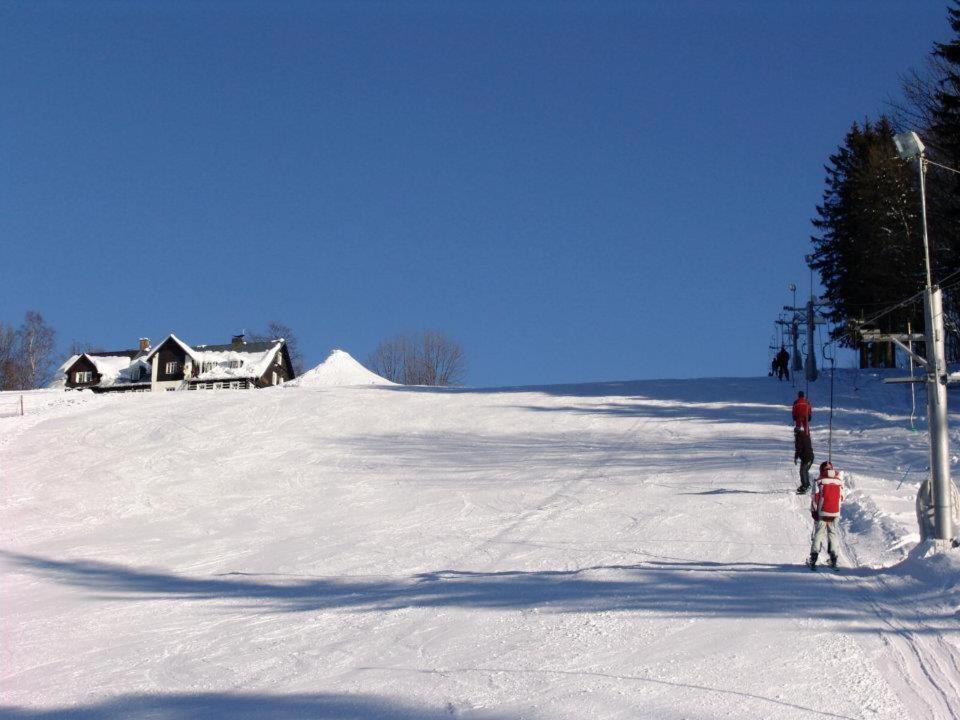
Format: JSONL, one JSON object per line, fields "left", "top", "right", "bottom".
{"left": 1, "top": 371, "right": 958, "bottom": 719}
{"left": 287, "top": 349, "right": 393, "bottom": 387}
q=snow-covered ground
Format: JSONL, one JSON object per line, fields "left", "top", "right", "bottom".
{"left": 1, "top": 362, "right": 958, "bottom": 719}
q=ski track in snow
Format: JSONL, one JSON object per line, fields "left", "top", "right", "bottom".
{"left": 829, "top": 510, "right": 960, "bottom": 720}
{"left": 1, "top": 372, "right": 959, "bottom": 719}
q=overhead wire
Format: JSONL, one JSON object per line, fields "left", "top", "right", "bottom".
{"left": 924, "top": 157, "right": 960, "bottom": 176}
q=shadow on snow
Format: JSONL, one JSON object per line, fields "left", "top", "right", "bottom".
{"left": 3, "top": 551, "right": 954, "bottom": 636}
{"left": 0, "top": 692, "right": 518, "bottom": 720}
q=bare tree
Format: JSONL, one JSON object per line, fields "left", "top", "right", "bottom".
{"left": 66, "top": 340, "right": 101, "bottom": 357}
{"left": 890, "top": 56, "right": 950, "bottom": 132}
{"left": 367, "top": 334, "right": 410, "bottom": 384}
{"left": 367, "top": 331, "right": 466, "bottom": 386}
{"left": 420, "top": 330, "right": 466, "bottom": 385}
{"left": 250, "top": 321, "right": 304, "bottom": 375}
{"left": 15, "top": 311, "right": 57, "bottom": 389}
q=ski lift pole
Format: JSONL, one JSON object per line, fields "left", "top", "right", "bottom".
{"left": 908, "top": 321, "right": 916, "bottom": 431}
{"left": 821, "top": 340, "right": 836, "bottom": 462}
{"left": 828, "top": 356, "right": 835, "bottom": 462}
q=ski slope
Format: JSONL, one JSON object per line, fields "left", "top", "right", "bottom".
{"left": 1, "top": 366, "right": 958, "bottom": 719}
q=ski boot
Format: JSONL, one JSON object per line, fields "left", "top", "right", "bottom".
{"left": 828, "top": 552, "right": 838, "bottom": 570}
{"left": 806, "top": 552, "right": 818, "bottom": 571}
{"left": 796, "top": 484, "right": 810, "bottom": 494}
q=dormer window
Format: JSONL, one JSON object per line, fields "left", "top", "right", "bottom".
{"left": 75, "top": 371, "right": 93, "bottom": 384}
{"left": 228, "top": 360, "right": 242, "bottom": 369}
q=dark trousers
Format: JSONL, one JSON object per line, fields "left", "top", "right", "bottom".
{"left": 799, "top": 459, "right": 812, "bottom": 489}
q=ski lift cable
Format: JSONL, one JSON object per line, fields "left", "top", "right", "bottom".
{"left": 924, "top": 157, "right": 960, "bottom": 176}
{"left": 814, "top": 272, "right": 960, "bottom": 360}
{"left": 836, "top": 266, "right": 960, "bottom": 339}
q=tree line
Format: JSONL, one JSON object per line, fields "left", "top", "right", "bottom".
{"left": 811, "top": 1, "right": 960, "bottom": 359}
{"left": 0, "top": 312, "right": 466, "bottom": 390}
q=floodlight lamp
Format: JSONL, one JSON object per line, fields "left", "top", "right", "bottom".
{"left": 894, "top": 131, "right": 925, "bottom": 160}
{"left": 788, "top": 283, "right": 796, "bottom": 292}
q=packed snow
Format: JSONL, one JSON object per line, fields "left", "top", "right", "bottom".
{"left": 288, "top": 349, "right": 394, "bottom": 387}
{"left": 1, "top": 370, "right": 958, "bottom": 719}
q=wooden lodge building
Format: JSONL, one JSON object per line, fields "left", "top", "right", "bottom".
{"left": 59, "top": 334, "right": 296, "bottom": 393}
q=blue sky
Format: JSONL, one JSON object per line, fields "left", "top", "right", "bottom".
{"left": 1, "top": 1, "right": 952, "bottom": 386}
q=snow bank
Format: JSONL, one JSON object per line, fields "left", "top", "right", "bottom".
{"left": 287, "top": 349, "right": 393, "bottom": 387}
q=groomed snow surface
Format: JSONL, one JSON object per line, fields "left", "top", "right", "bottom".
{"left": 1, "top": 368, "right": 959, "bottom": 719}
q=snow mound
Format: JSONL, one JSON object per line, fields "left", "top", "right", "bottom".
{"left": 289, "top": 349, "right": 394, "bottom": 387}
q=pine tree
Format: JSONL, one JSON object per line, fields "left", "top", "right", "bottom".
{"left": 811, "top": 118, "right": 927, "bottom": 350}
{"left": 933, "top": 1, "right": 960, "bottom": 164}
{"left": 929, "top": 0, "right": 960, "bottom": 287}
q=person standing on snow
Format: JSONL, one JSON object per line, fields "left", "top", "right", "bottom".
{"left": 808, "top": 461, "right": 843, "bottom": 570}
{"left": 794, "top": 428, "right": 814, "bottom": 494}
{"left": 792, "top": 391, "right": 812, "bottom": 435}
{"left": 776, "top": 346, "right": 790, "bottom": 381}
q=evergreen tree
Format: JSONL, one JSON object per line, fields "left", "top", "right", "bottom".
{"left": 811, "top": 118, "right": 927, "bottom": 348}
{"left": 930, "top": 0, "right": 960, "bottom": 285}
{"left": 933, "top": 1, "right": 960, "bottom": 165}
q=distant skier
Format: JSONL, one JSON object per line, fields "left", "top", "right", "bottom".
{"left": 776, "top": 346, "right": 790, "bottom": 381}
{"left": 793, "top": 428, "right": 814, "bottom": 494}
{"left": 807, "top": 461, "right": 843, "bottom": 570}
{"left": 792, "top": 391, "right": 812, "bottom": 435}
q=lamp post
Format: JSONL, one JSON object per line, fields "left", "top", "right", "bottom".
{"left": 893, "top": 131, "right": 954, "bottom": 543}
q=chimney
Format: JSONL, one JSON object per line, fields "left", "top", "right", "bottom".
{"left": 139, "top": 338, "right": 150, "bottom": 352}
{"left": 231, "top": 334, "right": 245, "bottom": 347}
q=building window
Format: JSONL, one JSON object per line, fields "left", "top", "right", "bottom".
{"left": 228, "top": 360, "right": 242, "bottom": 369}
{"left": 75, "top": 371, "right": 93, "bottom": 384}
{"left": 229, "top": 381, "right": 239, "bottom": 389}
{"left": 165, "top": 361, "right": 180, "bottom": 375}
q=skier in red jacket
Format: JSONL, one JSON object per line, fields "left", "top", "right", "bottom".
{"left": 792, "top": 391, "right": 812, "bottom": 435}
{"left": 808, "top": 461, "right": 843, "bottom": 570}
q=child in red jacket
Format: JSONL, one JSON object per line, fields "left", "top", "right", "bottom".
{"left": 808, "top": 461, "right": 843, "bottom": 570}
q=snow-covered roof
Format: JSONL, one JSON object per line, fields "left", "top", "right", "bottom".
{"left": 192, "top": 343, "right": 284, "bottom": 381}
{"left": 288, "top": 349, "right": 393, "bottom": 387}
{"left": 142, "top": 334, "right": 199, "bottom": 363}
{"left": 48, "top": 354, "right": 80, "bottom": 389}
{"left": 86, "top": 354, "right": 143, "bottom": 388}
{"left": 57, "top": 354, "right": 81, "bottom": 374}
{"left": 141, "top": 335, "right": 287, "bottom": 380}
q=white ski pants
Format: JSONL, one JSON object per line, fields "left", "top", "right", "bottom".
{"left": 810, "top": 518, "right": 839, "bottom": 556}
